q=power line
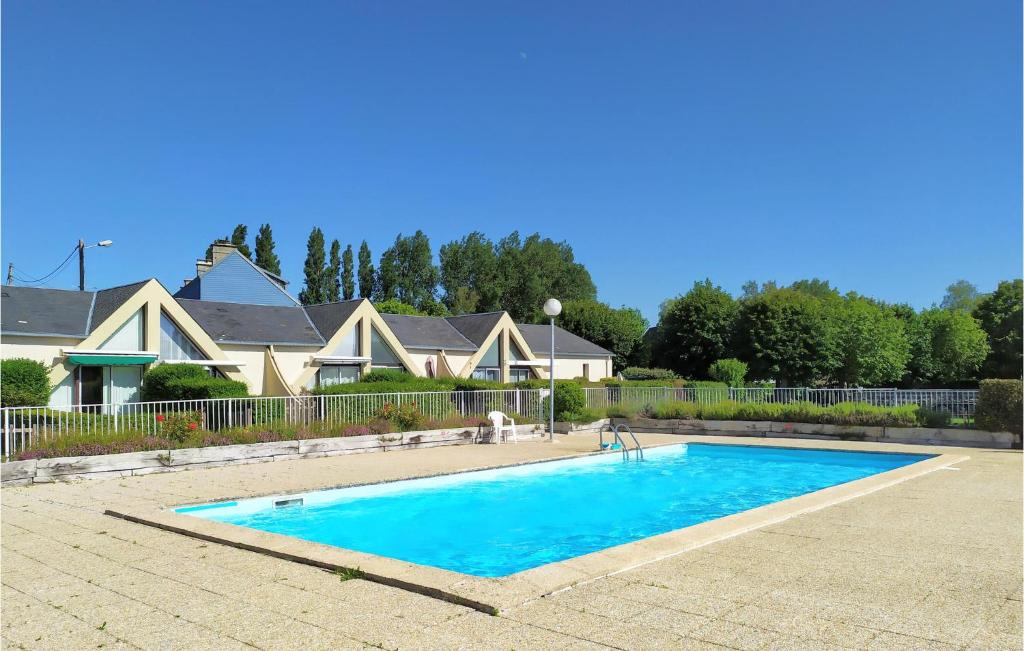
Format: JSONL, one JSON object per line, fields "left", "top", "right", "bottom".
{"left": 10, "top": 245, "right": 79, "bottom": 286}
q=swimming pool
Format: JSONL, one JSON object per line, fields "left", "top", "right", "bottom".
{"left": 177, "top": 443, "right": 930, "bottom": 577}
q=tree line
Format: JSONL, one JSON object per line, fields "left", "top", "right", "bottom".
{"left": 212, "top": 224, "right": 1022, "bottom": 386}
{"left": 638, "top": 278, "right": 1022, "bottom": 387}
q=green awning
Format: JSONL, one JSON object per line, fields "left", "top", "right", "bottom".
{"left": 67, "top": 354, "right": 157, "bottom": 366}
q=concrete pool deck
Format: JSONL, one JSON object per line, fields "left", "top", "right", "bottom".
{"left": 2, "top": 434, "right": 1021, "bottom": 649}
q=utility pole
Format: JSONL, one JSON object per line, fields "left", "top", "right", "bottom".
{"left": 78, "top": 239, "right": 86, "bottom": 291}
{"left": 6, "top": 263, "right": 13, "bottom": 285}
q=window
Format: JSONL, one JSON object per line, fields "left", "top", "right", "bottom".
{"left": 333, "top": 322, "right": 360, "bottom": 357}
{"left": 472, "top": 368, "right": 501, "bottom": 381}
{"left": 582, "top": 363, "right": 590, "bottom": 379}
{"left": 160, "top": 313, "right": 204, "bottom": 361}
{"left": 101, "top": 309, "right": 144, "bottom": 351}
{"left": 509, "top": 368, "right": 531, "bottom": 383}
{"left": 370, "top": 326, "right": 403, "bottom": 369}
{"left": 508, "top": 340, "right": 526, "bottom": 362}
{"left": 318, "top": 365, "right": 360, "bottom": 387}
{"left": 472, "top": 339, "right": 501, "bottom": 381}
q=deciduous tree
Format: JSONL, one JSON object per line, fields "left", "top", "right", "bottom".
{"left": 655, "top": 280, "right": 739, "bottom": 379}
{"left": 298, "top": 227, "right": 326, "bottom": 305}
{"left": 357, "top": 241, "right": 374, "bottom": 299}
{"left": 341, "top": 244, "right": 355, "bottom": 300}
{"left": 374, "top": 231, "right": 439, "bottom": 310}
{"left": 324, "top": 239, "right": 341, "bottom": 302}
{"left": 254, "top": 224, "right": 281, "bottom": 275}
{"left": 439, "top": 232, "right": 499, "bottom": 314}
{"left": 558, "top": 299, "right": 649, "bottom": 372}
{"left": 973, "top": 279, "right": 1022, "bottom": 379}
{"left": 229, "top": 224, "right": 251, "bottom": 259}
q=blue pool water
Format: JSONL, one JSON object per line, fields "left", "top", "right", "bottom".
{"left": 178, "top": 443, "right": 929, "bottom": 577}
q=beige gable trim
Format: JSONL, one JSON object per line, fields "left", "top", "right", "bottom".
{"left": 47, "top": 280, "right": 247, "bottom": 391}
{"left": 263, "top": 346, "right": 295, "bottom": 397}
{"left": 457, "top": 313, "right": 544, "bottom": 380}
{"left": 289, "top": 300, "right": 420, "bottom": 393}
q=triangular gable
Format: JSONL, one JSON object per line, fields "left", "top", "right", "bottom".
{"left": 175, "top": 250, "right": 299, "bottom": 307}
{"left": 49, "top": 279, "right": 248, "bottom": 389}
{"left": 456, "top": 312, "right": 542, "bottom": 378}
{"left": 290, "top": 300, "right": 420, "bottom": 392}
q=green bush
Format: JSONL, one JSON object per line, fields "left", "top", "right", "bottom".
{"left": 142, "top": 364, "right": 248, "bottom": 401}
{"left": 644, "top": 399, "right": 930, "bottom": 427}
{"left": 313, "top": 375, "right": 505, "bottom": 396}
{"left": 542, "top": 382, "right": 588, "bottom": 421}
{"left": 361, "top": 369, "right": 412, "bottom": 383}
{"left": 376, "top": 402, "right": 426, "bottom": 432}
{"left": 619, "top": 367, "right": 677, "bottom": 381}
{"left": 976, "top": 379, "right": 1023, "bottom": 435}
{"left": 1, "top": 358, "right": 51, "bottom": 407}
{"left": 602, "top": 379, "right": 685, "bottom": 388}
{"left": 708, "top": 359, "right": 748, "bottom": 387}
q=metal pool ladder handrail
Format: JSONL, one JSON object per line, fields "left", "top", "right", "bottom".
{"left": 600, "top": 423, "right": 644, "bottom": 461}
{"left": 614, "top": 424, "right": 644, "bottom": 461}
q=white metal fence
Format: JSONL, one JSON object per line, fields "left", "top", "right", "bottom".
{"left": 1, "top": 386, "right": 981, "bottom": 461}
{"left": 1, "top": 389, "right": 544, "bottom": 461}
{"left": 584, "top": 386, "right": 978, "bottom": 424}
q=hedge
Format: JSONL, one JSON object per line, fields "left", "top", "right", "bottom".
{"left": 141, "top": 364, "right": 249, "bottom": 401}
{"left": 0, "top": 358, "right": 51, "bottom": 407}
{"left": 542, "top": 382, "right": 590, "bottom": 421}
{"left": 312, "top": 375, "right": 505, "bottom": 395}
{"left": 619, "top": 367, "right": 678, "bottom": 381}
{"left": 975, "top": 379, "right": 1022, "bottom": 435}
{"left": 646, "top": 400, "right": 926, "bottom": 428}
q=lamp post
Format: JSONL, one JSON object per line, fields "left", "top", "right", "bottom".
{"left": 543, "top": 298, "right": 561, "bottom": 442}
{"left": 79, "top": 239, "right": 113, "bottom": 291}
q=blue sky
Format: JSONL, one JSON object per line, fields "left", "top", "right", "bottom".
{"left": 2, "top": 1, "right": 1020, "bottom": 321}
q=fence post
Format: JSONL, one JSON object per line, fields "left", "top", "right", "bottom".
{"left": 3, "top": 410, "right": 9, "bottom": 461}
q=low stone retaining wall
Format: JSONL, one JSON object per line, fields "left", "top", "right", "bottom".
{"left": 1, "top": 425, "right": 541, "bottom": 486}
{"left": 608, "top": 418, "right": 1018, "bottom": 449}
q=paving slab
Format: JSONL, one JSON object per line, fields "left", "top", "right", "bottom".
{"left": 1, "top": 433, "right": 1020, "bottom": 649}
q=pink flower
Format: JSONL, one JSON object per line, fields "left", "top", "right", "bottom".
{"left": 155, "top": 414, "right": 165, "bottom": 423}
{"left": 188, "top": 423, "right": 198, "bottom": 431}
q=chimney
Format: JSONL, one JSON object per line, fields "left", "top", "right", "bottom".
{"left": 195, "top": 259, "right": 213, "bottom": 277}
{"left": 210, "top": 242, "right": 237, "bottom": 263}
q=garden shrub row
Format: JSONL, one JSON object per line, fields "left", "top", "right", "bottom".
{"left": 975, "top": 379, "right": 1022, "bottom": 435}
{"left": 141, "top": 364, "right": 248, "bottom": 401}
{"left": 638, "top": 400, "right": 938, "bottom": 428}
{"left": 1, "top": 358, "right": 51, "bottom": 407}
{"left": 311, "top": 373, "right": 505, "bottom": 395}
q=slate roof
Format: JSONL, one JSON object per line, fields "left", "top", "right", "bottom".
{"left": 1, "top": 282, "right": 612, "bottom": 359}
{"left": 176, "top": 299, "right": 324, "bottom": 345}
{"left": 89, "top": 281, "right": 150, "bottom": 332}
{"left": 444, "top": 312, "right": 505, "bottom": 347}
{"left": 381, "top": 314, "right": 478, "bottom": 352}
{"left": 0, "top": 286, "right": 96, "bottom": 337}
{"left": 516, "top": 323, "right": 613, "bottom": 357}
{"left": 304, "top": 300, "right": 364, "bottom": 342}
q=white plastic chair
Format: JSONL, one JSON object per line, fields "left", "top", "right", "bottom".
{"left": 488, "top": 411, "right": 517, "bottom": 444}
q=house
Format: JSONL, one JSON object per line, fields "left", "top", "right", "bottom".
{"left": 0, "top": 244, "right": 613, "bottom": 408}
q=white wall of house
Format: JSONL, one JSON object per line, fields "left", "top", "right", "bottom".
{"left": 552, "top": 356, "right": 613, "bottom": 382}
{"left": 217, "top": 344, "right": 268, "bottom": 395}
{"left": 441, "top": 351, "right": 474, "bottom": 377}
{"left": 404, "top": 351, "right": 434, "bottom": 377}
{"left": 1, "top": 336, "right": 80, "bottom": 367}
{"left": 2, "top": 336, "right": 81, "bottom": 406}
{"left": 271, "top": 345, "right": 322, "bottom": 388}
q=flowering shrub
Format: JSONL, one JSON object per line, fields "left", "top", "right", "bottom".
{"left": 157, "top": 411, "right": 204, "bottom": 442}
{"left": 374, "top": 402, "right": 426, "bottom": 432}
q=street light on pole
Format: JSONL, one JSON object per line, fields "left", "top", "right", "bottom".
{"left": 543, "top": 298, "right": 562, "bottom": 442}
{"left": 79, "top": 239, "right": 113, "bottom": 291}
